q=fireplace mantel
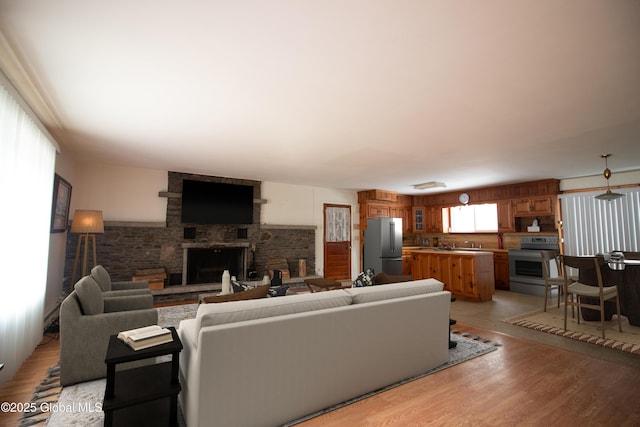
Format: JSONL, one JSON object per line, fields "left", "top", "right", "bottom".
{"left": 182, "top": 242, "right": 251, "bottom": 249}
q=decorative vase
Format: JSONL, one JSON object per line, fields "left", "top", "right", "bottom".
{"left": 262, "top": 275, "right": 271, "bottom": 285}
{"left": 222, "top": 270, "right": 232, "bottom": 294}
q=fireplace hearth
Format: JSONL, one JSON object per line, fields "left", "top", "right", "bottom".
{"left": 182, "top": 243, "right": 249, "bottom": 285}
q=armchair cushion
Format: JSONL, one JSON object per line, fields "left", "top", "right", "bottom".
{"left": 104, "top": 294, "right": 154, "bottom": 312}
{"left": 91, "top": 265, "right": 113, "bottom": 292}
{"left": 92, "top": 265, "right": 150, "bottom": 295}
{"left": 74, "top": 275, "right": 104, "bottom": 315}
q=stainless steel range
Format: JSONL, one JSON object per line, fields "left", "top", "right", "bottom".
{"left": 509, "top": 236, "right": 560, "bottom": 296}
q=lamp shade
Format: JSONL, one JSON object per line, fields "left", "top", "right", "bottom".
{"left": 70, "top": 210, "right": 104, "bottom": 234}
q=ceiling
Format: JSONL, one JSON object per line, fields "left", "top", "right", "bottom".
{"left": 1, "top": 1, "right": 639, "bottom": 194}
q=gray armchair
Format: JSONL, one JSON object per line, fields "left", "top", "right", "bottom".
{"left": 60, "top": 275, "right": 158, "bottom": 386}
{"left": 91, "top": 264, "right": 150, "bottom": 296}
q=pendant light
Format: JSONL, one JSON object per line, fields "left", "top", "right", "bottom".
{"left": 594, "top": 154, "right": 623, "bottom": 201}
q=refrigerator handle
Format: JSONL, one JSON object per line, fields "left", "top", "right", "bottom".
{"left": 389, "top": 221, "right": 395, "bottom": 253}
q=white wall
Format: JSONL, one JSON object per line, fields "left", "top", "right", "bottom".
{"left": 70, "top": 163, "right": 168, "bottom": 222}
{"left": 262, "top": 182, "right": 359, "bottom": 277}
{"left": 45, "top": 151, "right": 77, "bottom": 325}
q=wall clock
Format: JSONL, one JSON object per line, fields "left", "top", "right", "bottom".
{"left": 459, "top": 193, "right": 470, "bottom": 205}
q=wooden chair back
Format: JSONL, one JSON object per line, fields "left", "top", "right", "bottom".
{"left": 561, "top": 255, "right": 605, "bottom": 288}
{"left": 540, "top": 250, "right": 561, "bottom": 280}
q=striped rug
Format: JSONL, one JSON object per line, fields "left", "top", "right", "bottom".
{"left": 505, "top": 304, "right": 640, "bottom": 354}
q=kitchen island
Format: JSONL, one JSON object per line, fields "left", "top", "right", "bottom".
{"left": 410, "top": 249, "right": 495, "bottom": 301}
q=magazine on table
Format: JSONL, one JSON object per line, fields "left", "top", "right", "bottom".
{"left": 117, "top": 325, "right": 173, "bottom": 351}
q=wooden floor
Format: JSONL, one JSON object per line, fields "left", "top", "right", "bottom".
{"left": 2, "top": 302, "right": 640, "bottom": 426}
{"left": 0, "top": 332, "right": 60, "bottom": 427}
{"left": 299, "top": 324, "right": 640, "bottom": 426}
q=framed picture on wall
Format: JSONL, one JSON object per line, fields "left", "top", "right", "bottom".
{"left": 51, "top": 173, "right": 72, "bottom": 233}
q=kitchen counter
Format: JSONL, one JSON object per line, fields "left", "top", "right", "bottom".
{"left": 404, "top": 246, "right": 509, "bottom": 253}
{"left": 410, "top": 249, "right": 495, "bottom": 301}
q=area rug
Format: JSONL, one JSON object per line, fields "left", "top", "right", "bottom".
{"left": 505, "top": 304, "right": 640, "bottom": 354}
{"left": 45, "top": 304, "right": 497, "bottom": 426}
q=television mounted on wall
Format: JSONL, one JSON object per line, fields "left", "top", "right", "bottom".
{"left": 181, "top": 180, "right": 254, "bottom": 225}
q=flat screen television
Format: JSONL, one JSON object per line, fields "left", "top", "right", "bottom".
{"left": 181, "top": 180, "right": 254, "bottom": 224}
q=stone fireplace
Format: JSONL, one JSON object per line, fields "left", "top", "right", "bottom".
{"left": 63, "top": 171, "right": 316, "bottom": 291}
{"left": 182, "top": 242, "right": 249, "bottom": 285}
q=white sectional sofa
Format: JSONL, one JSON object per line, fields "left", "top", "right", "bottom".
{"left": 177, "top": 278, "right": 451, "bottom": 427}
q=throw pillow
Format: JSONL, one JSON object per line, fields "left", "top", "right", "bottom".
{"left": 267, "top": 285, "right": 289, "bottom": 297}
{"left": 352, "top": 268, "right": 375, "bottom": 287}
{"left": 232, "top": 280, "right": 250, "bottom": 293}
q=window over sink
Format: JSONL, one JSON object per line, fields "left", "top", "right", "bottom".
{"left": 448, "top": 203, "right": 498, "bottom": 233}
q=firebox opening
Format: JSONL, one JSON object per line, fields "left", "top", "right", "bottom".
{"left": 186, "top": 247, "right": 244, "bottom": 284}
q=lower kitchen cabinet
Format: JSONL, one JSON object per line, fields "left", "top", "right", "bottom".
{"left": 411, "top": 250, "right": 495, "bottom": 301}
{"left": 493, "top": 252, "right": 510, "bottom": 290}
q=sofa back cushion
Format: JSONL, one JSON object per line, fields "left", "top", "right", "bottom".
{"left": 196, "top": 289, "right": 352, "bottom": 331}
{"left": 344, "top": 279, "right": 444, "bottom": 304}
{"left": 90, "top": 265, "right": 112, "bottom": 292}
{"left": 74, "top": 275, "right": 104, "bottom": 315}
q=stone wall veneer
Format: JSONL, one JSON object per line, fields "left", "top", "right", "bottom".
{"left": 64, "top": 172, "right": 315, "bottom": 291}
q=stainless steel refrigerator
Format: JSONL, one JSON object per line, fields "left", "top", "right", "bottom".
{"left": 364, "top": 218, "right": 403, "bottom": 275}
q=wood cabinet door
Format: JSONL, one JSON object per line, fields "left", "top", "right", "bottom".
{"left": 513, "top": 199, "right": 533, "bottom": 215}
{"left": 494, "top": 252, "right": 510, "bottom": 290}
{"left": 412, "top": 253, "right": 432, "bottom": 280}
{"left": 497, "top": 200, "right": 514, "bottom": 232}
{"left": 531, "top": 196, "right": 553, "bottom": 215}
{"left": 367, "top": 204, "right": 390, "bottom": 218}
{"left": 427, "top": 207, "right": 443, "bottom": 232}
{"left": 411, "top": 254, "right": 423, "bottom": 279}
{"left": 449, "top": 256, "right": 463, "bottom": 293}
{"left": 437, "top": 255, "right": 452, "bottom": 291}
{"left": 412, "top": 207, "right": 425, "bottom": 233}
{"left": 461, "top": 256, "right": 477, "bottom": 297}
{"left": 390, "top": 206, "right": 410, "bottom": 233}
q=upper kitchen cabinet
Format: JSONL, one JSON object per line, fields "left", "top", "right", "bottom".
{"left": 391, "top": 205, "right": 412, "bottom": 233}
{"left": 358, "top": 189, "right": 398, "bottom": 203}
{"left": 413, "top": 206, "right": 443, "bottom": 233}
{"left": 497, "top": 200, "right": 515, "bottom": 232}
{"left": 366, "top": 204, "right": 390, "bottom": 218}
{"left": 513, "top": 196, "right": 555, "bottom": 216}
{"left": 358, "top": 189, "right": 413, "bottom": 227}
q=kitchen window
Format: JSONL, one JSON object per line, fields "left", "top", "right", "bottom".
{"left": 448, "top": 203, "right": 498, "bottom": 233}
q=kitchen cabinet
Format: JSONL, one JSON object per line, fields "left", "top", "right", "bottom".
{"left": 367, "top": 204, "right": 390, "bottom": 218}
{"left": 401, "top": 249, "right": 413, "bottom": 276}
{"left": 513, "top": 196, "right": 555, "bottom": 216}
{"left": 426, "top": 207, "right": 443, "bottom": 232}
{"left": 493, "top": 252, "right": 510, "bottom": 290}
{"left": 391, "top": 206, "right": 412, "bottom": 233}
{"left": 497, "top": 200, "right": 515, "bottom": 232}
{"left": 410, "top": 249, "right": 494, "bottom": 301}
{"left": 412, "top": 206, "right": 443, "bottom": 233}
{"left": 359, "top": 189, "right": 398, "bottom": 202}
{"left": 412, "top": 207, "right": 425, "bottom": 233}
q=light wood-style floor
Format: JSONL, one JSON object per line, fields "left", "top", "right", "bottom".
{"left": 2, "top": 294, "right": 640, "bottom": 426}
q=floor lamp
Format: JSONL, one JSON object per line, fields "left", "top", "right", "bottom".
{"left": 71, "top": 210, "right": 104, "bottom": 285}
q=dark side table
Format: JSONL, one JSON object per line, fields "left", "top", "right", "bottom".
{"left": 103, "top": 326, "right": 182, "bottom": 427}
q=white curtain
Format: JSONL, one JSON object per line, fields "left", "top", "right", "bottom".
{"left": 0, "top": 82, "right": 56, "bottom": 387}
{"left": 325, "top": 207, "right": 350, "bottom": 242}
{"left": 559, "top": 188, "right": 640, "bottom": 256}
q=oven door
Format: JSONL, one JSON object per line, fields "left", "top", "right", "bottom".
{"left": 508, "top": 249, "right": 546, "bottom": 285}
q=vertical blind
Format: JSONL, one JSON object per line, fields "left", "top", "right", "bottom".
{"left": 0, "top": 82, "right": 56, "bottom": 387}
{"left": 559, "top": 188, "right": 640, "bottom": 256}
